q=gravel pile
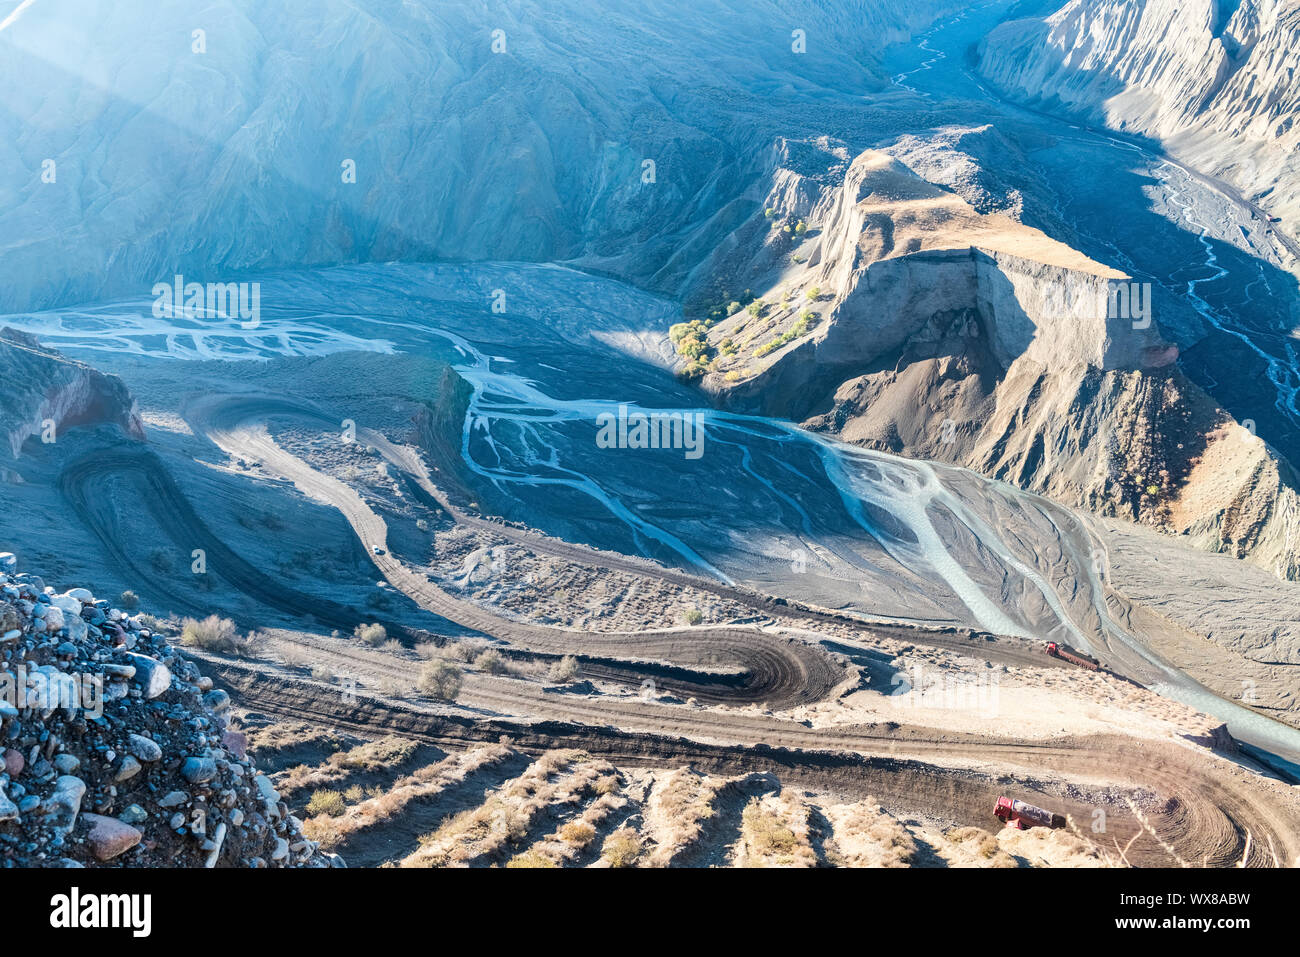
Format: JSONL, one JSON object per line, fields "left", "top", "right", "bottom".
{"left": 0, "top": 552, "right": 342, "bottom": 868}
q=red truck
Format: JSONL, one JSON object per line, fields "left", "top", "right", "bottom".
{"left": 994, "top": 796, "right": 1066, "bottom": 830}
{"left": 1044, "top": 641, "right": 1100, "bottom": 671}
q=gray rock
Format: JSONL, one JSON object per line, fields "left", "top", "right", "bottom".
{"left": 127, "top": 733, "right": 162, "bottom": 762}
{"left": 270, "top": 837, "right": 289, "bottom": 862}
{"left": 119, "top": 804, "right": 148, "bottom": 825}
{"left": 64, "top": 615, "right": 88, "bottom": 642}
{"left": 0, "top": 783, "right": 18, "bottom": 822}
{"left": 203, "top": 822, "right": 228, "bottom": 868}
{"left": 41, "top": 605, "right": 64, "bottom": 633}
{"left": 42, "top": 775, "right": 86, "bottom": 830}
{"left": 124, "top": 652, "right": 172, "bottom": 699}
{"left": 50, "top": 594, "right": 81, "bottom": 616}
{"left": 114, "top": 755, "right": 141, "bottom": 782}
{"left": 52, "top": 753, "right": 80, "bottom": 774}
{"left": 2, "top": 748, "right": 23, "bottom": 776}
{"left": 158, "top": 790, "right": 189, "bottom": 808}
{"left": 181, "top": 756, "right": 218, "bottom": 784}
{"left": 254, "top": 773, "right": 279, "bottom": 805}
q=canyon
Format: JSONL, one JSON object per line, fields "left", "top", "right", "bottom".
{"left": 1, "top": 0, "right": 1299, "bottom": 873}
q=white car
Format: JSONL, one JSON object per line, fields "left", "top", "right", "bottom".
{"left": 372, "top": 546, "right": 385, "bottom": 556}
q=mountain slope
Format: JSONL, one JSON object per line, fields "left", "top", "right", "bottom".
{"left": 693, "top": 144, "right": 1300, "bottom": 579}
{"left": 0, "top": 0, "right": 960, "bottom": 313}
{"left": 976, "top": 0, "right": 1300, "bottom": 245}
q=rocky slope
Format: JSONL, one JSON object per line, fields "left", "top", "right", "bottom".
{"left": 0, "top": 554, "right": 337, "bottom": 867}
{"left": 976, "top": 0, "right": 1300, "bottom": 240}
{"left": 693, "top": 144, "right": 1300, "bottom": 579}
{"left": 0, "top": 0, "right": 961, "bottom": 314}
{"left": 0, "top": 328, "right": 144, "bottom": 459}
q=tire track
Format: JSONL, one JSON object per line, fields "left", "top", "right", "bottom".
{"left": 211, "top": 660, "right": 1300, "bottom": 867}
{"left": 190, "top": 399, "right": 843, "bottom": 708}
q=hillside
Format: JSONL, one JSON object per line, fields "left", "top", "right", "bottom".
{"left": 0, "top": 0, "right": 961, "bottom": 314}
{"left": 0, "top": 557, "right": 335, "bottom": 867}
{"left": 693, "top": 145, "right": 1300, "bottom": 579}
{"left": 977, "top": 0, "right": 1300, "bottom": 245}
{"left": 0, "top": 328, "right": 143, "bottom": 459}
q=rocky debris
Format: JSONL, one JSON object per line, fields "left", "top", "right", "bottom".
{"left": 0, "top": 562, "right": 341, "bottom": 868}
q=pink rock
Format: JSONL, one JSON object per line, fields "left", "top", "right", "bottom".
{"left": 221, "top": 730, "right": 248, "bottom": 760}
{"left": 1142, "top": 343, "right": 1179, "bottom": 369}
{"left": 81, "top": 812, "right": 142, "bottom": 861}
{"left": 2, "top": 748, "right": 22, "bottom": 777}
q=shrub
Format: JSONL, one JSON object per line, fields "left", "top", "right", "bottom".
{"left": 474, "top": 649, "right": 507, "bottom": 675}
{"left": 119, "top": 590, "right": 140, "bottom": 611}
{"left": 179, "top": 615, "right": 246, "bottom": 655}
{"left": 353, "top": 622, "right": 387, "bottom": 646}
{"left": 683, "top": 607, "right": 703, "bottom": 625}
{"left": 506, "top": 849, "right": 558, "bottom": 868}
{"left": 548, "top": 655, "right": 581, "bottom": 684}
{"left": 602, "top": 828, "right": 643, "bottom": 868}
{"left": 306, "top": 790, "right": 346, "bottom": 817}
{"left": 742, "top": 802, "right": 797, "bottom": 855}
{"left": 559, "top": 821, "right": 597, "bottom": 845}
{"left": 452, "top": 638, "right": 487, "bottom": 663}
{"left": 418, "top": 660, "right": 463, "bottom": 701}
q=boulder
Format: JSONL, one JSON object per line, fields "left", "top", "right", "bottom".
{"left": 81, "top": 813, "right": 142, "bottom": 861}
{"left": 42, "top": 775, "right": 86, "bottom": 830}
{"left": 127, "top": 733, "right": 163, "bottom": 762}
{"left": 124, "top": 653, "right": 172, "bottom": 699}
{"left": 181, "top": 756, "right": 217, "bottom": 784}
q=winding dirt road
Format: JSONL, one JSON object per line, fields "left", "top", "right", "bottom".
{"left": 209, "top": 658, "right": 1300, "bottom": 868}
{"left": 59, "top": 393, "right": 1300, "bottom": 866}
{"left": 191, "top": 398, "right": 842, "bottom": 708}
